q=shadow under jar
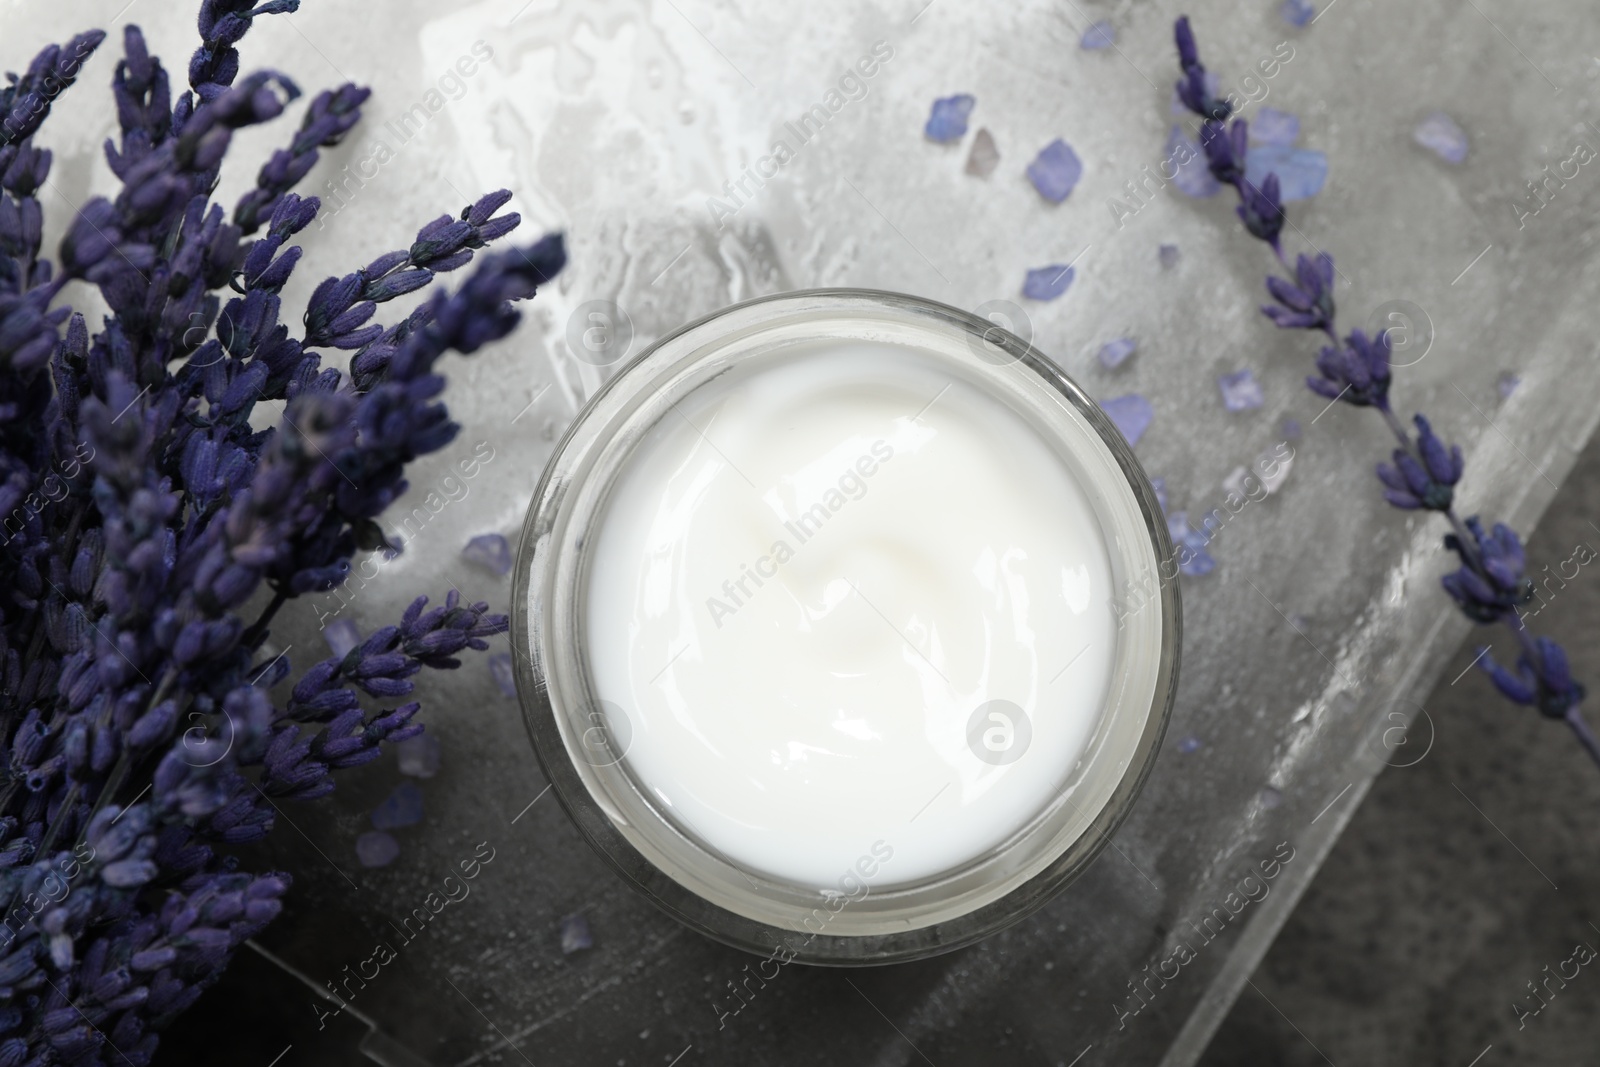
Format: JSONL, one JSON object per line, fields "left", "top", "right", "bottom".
{"left": 511, "top": 289, "right": 1179, "bottom": 965}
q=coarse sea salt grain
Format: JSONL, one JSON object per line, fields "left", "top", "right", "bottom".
{"left": 560, "top": 914, "right": 593, "bottom": 954}
{"left": 371, "top": 782, "right": 424, "bottom": 830}
{"left": 1281, "top": 0, "right": 1315, "bottom": 26}
{"left": 397, "top": 733, "right": 441, "bottom": 778}
{"left": 1023, "top": 265, "right": 1075, "bottom": 301}
{"left": 965, "top": 127, "right": 999, "bottom": 176}
{"left": 1413, "top": 111, "right": 1469, "bottom": 164}
{"left": 1098, "top": 337, "right": 1137, "bottom": 370}
{"left": 1218, "top": 369, "right": 1265, "bottom": 412}
{"left": 1168, "top": 126, "right": 1220, "bottom": 198}
{"left": 356, "top": 831, "right": 400, "bottom": 868}
{"left": 1251, "top": 107, "right": 1301, "bottom": 146}
{"left": 1245, "top": 145, "right": 1327, "bottom": 201}
{"left": 925, "top": 94, "right": 976, "bottom": 143}
{"left": 1101, "top": 394, "right": 1153, "bottom": 447}
{"left": 1081, "top": 20, "right": 1115, "bottom": 49}
{"left": 462, "top": 532, "right": 513, "bottom": 576}
{"left": 1027, "top": 139, "right": 1083, "bottom": 202}
{"left": 489, "top": 651, "right": 516, "bottom": 698}
{"left": 324, "top": 618, "right": 359, "bottom": 659}
{"left": 1167, "top": 512, "right": 1216, "bottom": 576}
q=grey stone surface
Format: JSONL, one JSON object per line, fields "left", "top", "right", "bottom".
{"left": 1200, "top": 427, "right": 1600, "bottom": 1067}
{"left": 9, "top": 0, "right": 1600, "bottom": 1065}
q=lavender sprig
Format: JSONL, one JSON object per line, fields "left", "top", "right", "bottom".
{"left": 1171, "top": 16, "right": 1599, "bottom": 772}
{"left": 0, "top": 6, "right": 567, "bottom": 1061}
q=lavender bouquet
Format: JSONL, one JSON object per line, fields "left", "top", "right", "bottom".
{"left": 1170, "top": 16, "right": 1600, "bottom": 771}
{"left": 0, "top": 2, "right": 564, "bottom": 1062}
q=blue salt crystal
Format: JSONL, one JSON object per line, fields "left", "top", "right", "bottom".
{"left": 1022, "top": 265, "right": 1075, "bottom": 301}
{"left": 965, "top": 128, "right": 1000, "bottom": 176}
{"left": 1260, "top": 786, "right": 1284, "bottom": 809}
{"left": 397, "top": 733, "right": 441, "bottom": 778}
{"left": 1101, "top": 394, "right": 1153, "bottom": 447}
{"left": 462, "top": 532, "right": 512, "bottom": 577}
{"left": 560, "top": 913, "right": 593, "bottom": 955}
{"left": 1027, "top": 139, "right": 1083, "bottom": 202}
{"left": 1251, "top": 107, "right": 1300, "bottom": 146}
{"left": 1081, "top": 20, "right": 1115, "bottom": 50}
{"left": 356, "top": 831, "right": 399, "bottom": 868}
{"left": 1281, "top": 416, "right": 1303, "bottom": 441}
{"left": 1182, "top": 546, "right": 1216, "bottom": 577}
{"left": 371, "top": 783, "right": 424, "bottom": 830}
{"left": 1159, "top": 243, "right": 1181, "bottom": 269}
{"left": 1281, "top": 0, "right": 1316, "bottom": 26}
{"left": 1218, "top": 369, "right": 1265, "bottom": 412}
{"left": 1497, "top": 371, "right": 1520, "bottom": 399}
{"left": 924, "top": 94, "right": 976, "bottom": 143}
{"left": 324, "top": 618, "right": 359, "bottom": 659}
{"left": 1245, "top": 145, "right": 1327, "bottom": 201}
{"left": 1178, "top": 735, "right": 1203, "bottom": 754}
{"left": 1167, "top": 511, "right": 1217, "bottom": 576}
{"left": 1150, "top": 476, "right": 1169, "bottom": 515}
{"left": 1167, "top": 126, "right": 1220, "bottom": 198}
{"left": 489, "top": 652, "right": 516, "bottom": 698}
{"left": 1098, "top": 337, "right": 1137, "bottom": 369}
{"left": 1413, "top": 111, "right": 1468, "bottom": 164}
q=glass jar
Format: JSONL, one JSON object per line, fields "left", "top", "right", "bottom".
{"left": 510, "top": 289, "right": 1179, "bottom": 964}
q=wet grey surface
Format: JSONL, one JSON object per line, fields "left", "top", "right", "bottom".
{"left": 1200, "top": 425, "right": 1600, "bottom": 1067}
{"left": 11, "top": 0, "right": 1600, "bottom": 1064}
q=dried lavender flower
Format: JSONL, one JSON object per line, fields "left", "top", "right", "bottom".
{"left": 0, "top": 5, "right": 566, "bottom": 1060}
{"left": 1171, "top": 15, "right": 1600, "bottom": 772}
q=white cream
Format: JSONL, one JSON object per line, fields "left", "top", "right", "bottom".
{"left": 583, "top": 340, "right": 1116, "bottom": 889}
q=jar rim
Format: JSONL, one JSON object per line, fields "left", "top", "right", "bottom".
{"left": 511, "top": 288, "right": 1180, "bottom": 965}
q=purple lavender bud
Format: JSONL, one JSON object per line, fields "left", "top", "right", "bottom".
{"left": 1262, "top": 253, "right": 1335, "bottom": 331}
{"left": 1172, "top": 18, "right": 1230, "bottom": 121}
{"left": 181, "top": 927, "right": 232, "bottom": 952}
{"left": 128, "top": 701, "right": 178, "bottom": 750}
{"left": 1174, "top": 16, "right": 1199, "bottom": 67}
{"left": 0, "top": 950, "right": 38, "bottom": 987}
{"left": 1200, "top": 118, "right": 1248, "bottom": 186}
{"left": 1414, "top": 414, "right": 1464, "bottom": 485}
{"left": 101, "top": 859, "right": 159, "bottom": 887}
{"left": 1236, "top": 171, "right": 1284, "bottom": 247}
{"left": 465, "top": 189, "right": 514, "bottom": 226}
{"left": 1441, "top": 518, "right": 1533, "bottom": 622}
